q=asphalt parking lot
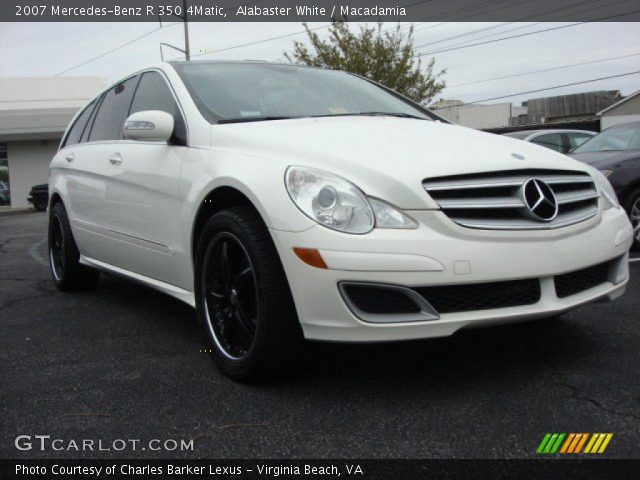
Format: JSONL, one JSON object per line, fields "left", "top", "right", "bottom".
{"left": 1, "top": 210, "right": 639, "bottom": 459}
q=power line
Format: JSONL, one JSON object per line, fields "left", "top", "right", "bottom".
{"left": 414, "top": 22, "right": 511, "bottom": 49}
{"left": 447, "top": 52, "right": 640, "bottom": 88}
{"left": 53, "top": 23, "right": 180, "bottom": 76}
{"left": 193, "top": 0, "right": 437, "bottom": 58}
{"left": 418, "top": 9, "right": 640, "bottom": 57}
{"left": 418, "top": 22, "right": 585, "bottom": 56}
{"left": 436, "top": 70, "right": 640, "bottom": 108}
{"left": 192, "top": 24, "right": 332, "bottom": 58}
{"left": 417, "top": 0, "right": 631, "bottom": 54}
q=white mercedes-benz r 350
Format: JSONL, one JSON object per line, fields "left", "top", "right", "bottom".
{"left": 48, "top": 61, "right": 633, "bottom": 380}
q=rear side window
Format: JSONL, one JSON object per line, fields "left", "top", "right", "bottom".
{"left": 63, "top": 100, "right": 97, "bottom": 147}
{"left": 129, "top": 72, "right": 187, "bottom": 144}
{"left": 89, "top": 76, "right": 138, "bottom": 141}
{"left": 531, "top": 133, "right": 564, "bottom": 153}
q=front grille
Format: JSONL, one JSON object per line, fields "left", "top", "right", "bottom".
{"left": 414, "top": 279, "right": 541, "bottom": 313}
{"left": 554, "top": 261, "right": 610, "bottom": 298}
{"left": 341, "top": 284, "right": 421, "bottom": 314}
{"left": 423, "top": 169, "right": 598, "bottom": 230}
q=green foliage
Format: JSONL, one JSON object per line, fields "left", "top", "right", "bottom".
{"left": 284, "top": 22, "right": 446, "bottom": 105}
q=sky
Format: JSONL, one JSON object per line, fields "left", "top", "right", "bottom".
{"left": 0, "top": 21, "right": 638, "bottom": 106}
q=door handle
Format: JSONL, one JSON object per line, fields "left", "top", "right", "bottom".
{"left": 108, "top": 153, "right": 122, "bottom": 165}
{"left": 64, "top": 153, "right": 74, "bottom": 162}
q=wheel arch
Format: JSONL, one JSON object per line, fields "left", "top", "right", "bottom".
{"left": 191, "top": 185, "right": 267, "bottom": 264}
{"left": 621, "top": 177, "right": 640, "bottom": 207}
{"left": 49, "top": 191, "right": 63, "bottom": 211}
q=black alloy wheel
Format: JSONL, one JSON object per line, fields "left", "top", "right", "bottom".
{"left": 49, "top": 214, "right": 66, "bottom": 281}
{"left": 194, "top": 207, "right": 304, "bottom": 381}
{"left": 624, "top": 188, "right": 640, "bottom": 251}
{"left": 202, "top": 232, "right": 259, "bottom": 360}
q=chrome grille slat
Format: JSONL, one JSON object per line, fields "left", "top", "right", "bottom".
{"left": 556, "top": 190, "right": 599, "bottom": 205}
{"left": 437, "top": 197, "right": 526, "bottom": 209}
{"left": 423, "top": 169, "right": 599, "bottom": 230}
{"left": 424, "top": 174, "right": 595, "bottom": 191}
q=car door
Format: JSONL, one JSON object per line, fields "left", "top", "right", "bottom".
{"left": 56, "top": 96, "right": 112, "bottom": 260}
{"left": 103, "top": 70, "right": 189, "bottom": 287}
{"left": 530, "top": 132, "right": 566, "bottom": 153}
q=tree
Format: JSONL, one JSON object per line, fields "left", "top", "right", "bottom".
{"left": 284, "top": 21, "right": 446, "bottom": 105}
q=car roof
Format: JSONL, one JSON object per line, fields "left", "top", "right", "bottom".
{"left": 503, "top": 129, "right": 597, "bottom": 139}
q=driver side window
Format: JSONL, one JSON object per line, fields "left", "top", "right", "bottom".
{"left": 129, "top": 72, "right": 187, "bottom": 145}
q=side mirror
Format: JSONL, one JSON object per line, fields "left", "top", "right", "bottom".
{"left": 124, "top": 110, "right": 174, "bottom": 142}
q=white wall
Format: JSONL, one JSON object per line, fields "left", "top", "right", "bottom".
{"left": 7, "top": 140, "right": 58, "bottom": 208}
{"left": 601, "top": 114, "right": 640, "bottom": 130}
{"left": 433, "top": 103, "right": 513, "bottom": 129}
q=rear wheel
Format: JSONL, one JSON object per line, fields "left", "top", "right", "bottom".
{"left": 195, "top": 207, "right": 304, "bottom": 381}
{"left": 623, "top": 187, "right": 640, "bottom": 251}
{"left": 48, "top": 202, "right": 100, "bottom": 291}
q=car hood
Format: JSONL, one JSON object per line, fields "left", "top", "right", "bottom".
{"left": 569, "top": 150, "right": 640, "bottom": 169}
{"left": 212, "top": 117, "right": 593, "bottom": 209}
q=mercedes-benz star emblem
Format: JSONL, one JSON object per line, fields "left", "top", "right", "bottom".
{"left": 520, "top": 178, "right": 558, "bottom": 222}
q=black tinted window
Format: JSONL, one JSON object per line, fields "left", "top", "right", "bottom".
{"left": 89, "top": 76, "right": 137, "bottom": 141}
{"left": 130, "top": 72, "right": 186, "bottom": 144}
{"left": 531, "top": 133, "right": 564, "bottom": 152}
{"left": 63, "top": 100, "right": 96, "bottom": 147}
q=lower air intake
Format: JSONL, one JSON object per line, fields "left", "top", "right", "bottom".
{"left": 554, "top": 261, "right": 610, "bottom": 298}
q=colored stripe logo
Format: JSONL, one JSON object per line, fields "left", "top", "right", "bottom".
{"left": 537, "top": 433, "right": 613, "bottom": 454}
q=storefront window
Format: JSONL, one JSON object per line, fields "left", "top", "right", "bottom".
{"left": 0, "top": 143, "right": 9, "bottom": 206}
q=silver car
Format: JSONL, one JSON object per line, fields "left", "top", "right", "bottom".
{"left": 503, "top": 129, "right": 597, "bottom": 154}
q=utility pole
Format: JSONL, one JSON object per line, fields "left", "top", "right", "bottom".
{"left": 159, "top": 0, "right": 190, "bottom": 61}
{"left": 183, "top": 0, "right": 190, "bottom": 61}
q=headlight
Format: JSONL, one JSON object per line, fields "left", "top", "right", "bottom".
{"left": 285, "top": 166, "right": 417, "bottom": 233}
{"left": 592, "top": 168, "right": 619, "bottom": 209}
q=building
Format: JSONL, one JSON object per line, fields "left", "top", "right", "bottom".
{"left": 431, "top": 100, "right": 527, "bottom": 130}
{"left": 432, "top": 91, "right": 625, "bottom": 134}
{"left": 0, "top": 76, "right": 106, "bottom": 208}
{"left": 509, "top": 90, "right": 621, "bottom": 130}
{"left": 597, "top": 90, "right": 640, "bottom": 129}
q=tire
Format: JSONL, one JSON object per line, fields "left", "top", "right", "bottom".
{"left": 48, "top": 202, "right": 100, "bottom": 291}
{"left": 34, "top": 199, "right": 47, "bottom": 212}
{"left": 623, "top": 187, "right": 640, "bottom": 251}
{"left": 194, "top": 207, "right": 304, "bottom": 381}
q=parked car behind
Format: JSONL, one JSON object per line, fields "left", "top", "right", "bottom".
{"left": 28, "top": 184, "right": 48, "bottom": 211}
{"left": 569, "top": 122, "right": 640, "bottom": 249}
{"left": 0, "top": 180, "right": 9, "bottom": 206}
{"left": 503, "top": 129, "right": 597, "bottom": 154}
{"left": 48, "top": 61, "right": 633, "bottom": 381}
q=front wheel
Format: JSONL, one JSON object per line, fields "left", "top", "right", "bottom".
{"left": 194, "top": 207, "right": 304, "bottom": 381}
{"left": 623, "top": 187, "right": 640, "bottom": 251}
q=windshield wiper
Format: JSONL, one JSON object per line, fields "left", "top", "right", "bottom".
{"left": 217, "top": 116, "right": 300, "bottom": 124}
{"left": 312, "top": 112, "right": 427, "bottom": 120}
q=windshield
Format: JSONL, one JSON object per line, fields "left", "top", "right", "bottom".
{"left": 573, "top": 123, "right": 640, "bottom": 153}
{"left": 171, "top": 62, "right": 434, "bottom": 123}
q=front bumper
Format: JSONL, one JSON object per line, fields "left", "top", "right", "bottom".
{"left": 270, "top": 204, "right": 633, "bottom": 342}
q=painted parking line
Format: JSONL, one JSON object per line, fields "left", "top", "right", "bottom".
{"left": 630, "top": 257, "right": 640, "bottom": 263}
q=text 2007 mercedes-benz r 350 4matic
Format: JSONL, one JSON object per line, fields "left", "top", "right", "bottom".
{"left": 48, "top": 61, "right": 633, "bottom": 380}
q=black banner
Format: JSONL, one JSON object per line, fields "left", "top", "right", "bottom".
{"left": 4, "top": 0, "right": 640, "bottom": 22}
{"left": 2, "top": 459, "right": 640, "bottom": 480}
